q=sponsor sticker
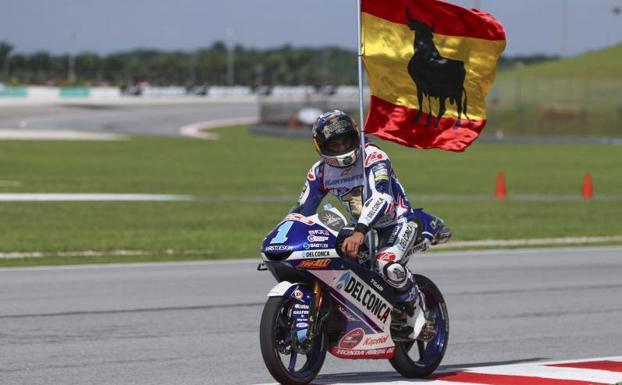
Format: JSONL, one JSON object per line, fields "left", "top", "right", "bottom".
{"left": 369, "top": 278, "right": 384, "bottom": 292}
{"left": 302, "top": 251, "right": 331, "bottom": 258}
{"left": 307, "top": 235, "right": 330, "bottom": 242}
{"left": 303, "top": 243, "right": 329, "bottom": 249}
{"left": 265, "top": 245, "right": 294, "bottom": 252}
{"left": 362, "top": 334, "right": 390, "bottom": 347}
{"left": 365, "top": 152, "right": 384, "bottom": 167}
{"left": 308, "top": 229, "right": 330, "bottom": 236}
{"left": 297, "top": 258, "right": 331, "bottom": 269}
{"left": 339, "top": 273, "right": 391, "bottom": 323}
{"left": 372, "top": 164, "right": 390, "bottom": 182}
{"left": 318, "top": 211, "right": 346, "bottom": 232}
{"left": 331, "top": 347, "right": 395, "bottom": 357}
{"left": 285, "top": 213, "right": 315, "bottom": 226}
{"left": 293, "top": 289, "right": 304, "bottom": 300}
{"left": 335, "top": 272, "right": 351, "bottom": 290}
{"left": 339, "top": 328, "right": 365, "bottom": 349}
{"left": 296, "top": 322, "right": 309, "bottom": 328}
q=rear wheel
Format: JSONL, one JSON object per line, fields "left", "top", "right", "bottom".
{"left": 260, "top": 296, "right": 327, "bottom": 385}
{"left": 389, "top": 274, "right": 449, "bottom": 378}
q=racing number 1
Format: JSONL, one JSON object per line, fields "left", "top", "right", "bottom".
{"left": 270, "top": 221, "right": 294, "bottom": 244}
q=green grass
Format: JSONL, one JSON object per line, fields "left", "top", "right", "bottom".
{"left": 488, "top": 44, "right": 622, "bottom": 136}
{"left": 0, "top": 127, "right": 621, "bottom": 267}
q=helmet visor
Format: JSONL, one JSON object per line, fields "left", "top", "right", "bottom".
{"left": 322, "top": 132, "right": 358, "bottom": 156}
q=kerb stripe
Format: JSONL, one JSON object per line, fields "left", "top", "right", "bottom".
{"left": 549, "top": 360, "right": 622, "bottom": 373}
{"left": 434, "top": 371, "right": 609, "bottom": 385}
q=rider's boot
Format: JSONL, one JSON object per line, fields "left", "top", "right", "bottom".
{"left": 391, "top": 280, "right": 426, "bottom": 341}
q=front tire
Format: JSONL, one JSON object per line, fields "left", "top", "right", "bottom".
{"left": 260, "top": 296, "right": 327, "bottom": 385}
{"left": 389, "top": 274, "right": 449, "bottom": 378}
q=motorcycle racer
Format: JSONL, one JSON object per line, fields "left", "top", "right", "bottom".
{"left": 291, "top": 110, "right": 451, "bottom": 339}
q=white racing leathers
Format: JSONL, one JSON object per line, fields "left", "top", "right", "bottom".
{"left": 293, "top": 144, "right": 439, "bottom": 292}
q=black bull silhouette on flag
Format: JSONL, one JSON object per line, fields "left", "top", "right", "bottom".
{"left": 406, "top": 9, "right": 469, "bottom": 128}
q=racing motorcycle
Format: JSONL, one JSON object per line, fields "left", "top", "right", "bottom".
{"left": 258, "top": 207, "right": 449, "bottom": 385}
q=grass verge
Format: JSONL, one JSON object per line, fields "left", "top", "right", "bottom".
{"left": 0, "top": 126, "right": 620, "bottom": 267}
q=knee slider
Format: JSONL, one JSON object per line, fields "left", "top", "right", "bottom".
{"left": 382, "top": 262, "right": 410, "bottom": 289}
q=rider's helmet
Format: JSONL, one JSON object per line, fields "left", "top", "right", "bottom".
{"left": 312, "top": 110, "right": 360, "bottom": 168}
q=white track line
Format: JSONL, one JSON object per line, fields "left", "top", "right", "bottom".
{"left": 200, "top": 194, "right": 622, "bottom": 203}
{"left": 179, "top": 117, "right": 258, "bottom": 139}
{"left": 0, "top": 249, "right": 213, "bottom": 260}
{"left": 0, "top": 193, "right": 193, "bottom": 202}
{"left": 439, "top": 236, "right": 622, "bottom": 249}
{"left": 0, "top": 180, "right": 22, "bottom": 187}
{"left": 0, "top": 129, "right": 128, "bottom": 141}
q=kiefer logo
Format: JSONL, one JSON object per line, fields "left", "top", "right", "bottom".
{"left": 297, "top": 259, "right": 331, "bottom": 269}
{"left": 339, "top": 328, "right": 365, "bottom": 349}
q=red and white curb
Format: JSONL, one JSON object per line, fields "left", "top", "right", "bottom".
{"left": 257, "top": 356, "right": 622, "bottom": 384}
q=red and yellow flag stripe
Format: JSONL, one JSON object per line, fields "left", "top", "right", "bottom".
{"left": 362, "top": 0, "right": 506, "bottom": 151}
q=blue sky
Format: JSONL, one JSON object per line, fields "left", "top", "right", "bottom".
{"left": 2, "top": 0, "right": 621, "bottom": 56}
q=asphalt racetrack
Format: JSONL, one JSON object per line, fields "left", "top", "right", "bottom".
{"left": 1, "top": 246, "right": 621, "bottom": 385}
{"left": 0, "top": 99, "right": 259, "bottom": 136}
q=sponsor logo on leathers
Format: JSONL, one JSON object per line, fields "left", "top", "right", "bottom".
{"left": 397, "top": 222, "right": 417, "bottom": 252}
{"left": 364, "top": 197, "right": 386, "bottom": 222}
{"left": 365, "top": 152, "right": 384, "bottom": 167}
{"left": 376, "top": 252, "right": 397, "bottom": 262}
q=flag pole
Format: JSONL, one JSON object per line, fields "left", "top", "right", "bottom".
{"left": 357, "top": 0, "right": 367, "bottom": 193}
{"left": 357, "top": 0, "right": 375, "bottom": 257}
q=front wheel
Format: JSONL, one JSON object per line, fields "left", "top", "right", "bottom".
{"left": 389, "top": 274, "right": 449, "bottom": 378}
{"left": 259, "top": 296, "right": 327, "bottom": 385}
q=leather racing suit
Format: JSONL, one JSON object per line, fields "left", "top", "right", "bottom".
{"left": 291, "top": 143, "right": 449, "bottom": 293}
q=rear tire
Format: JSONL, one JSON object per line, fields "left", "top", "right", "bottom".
{"left": 389, "top": 274, "right": 449, "bottom": 378}
{"left": 260, "top": 296, "right": 327, "bottom": 385}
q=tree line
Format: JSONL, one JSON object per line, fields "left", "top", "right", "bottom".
{"left": 0, "top": 41, "right": 557, "bottom": 87}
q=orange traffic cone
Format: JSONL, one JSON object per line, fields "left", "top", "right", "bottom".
{"left": 495, "top": 171, "right": 507, "bottom": 200}
{"left": 582, "top": 172, "right": 593, "bottom": 200}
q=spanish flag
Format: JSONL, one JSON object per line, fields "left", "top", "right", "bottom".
{"left": 362, "top": 0, "right": 506, "bottom": 152}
